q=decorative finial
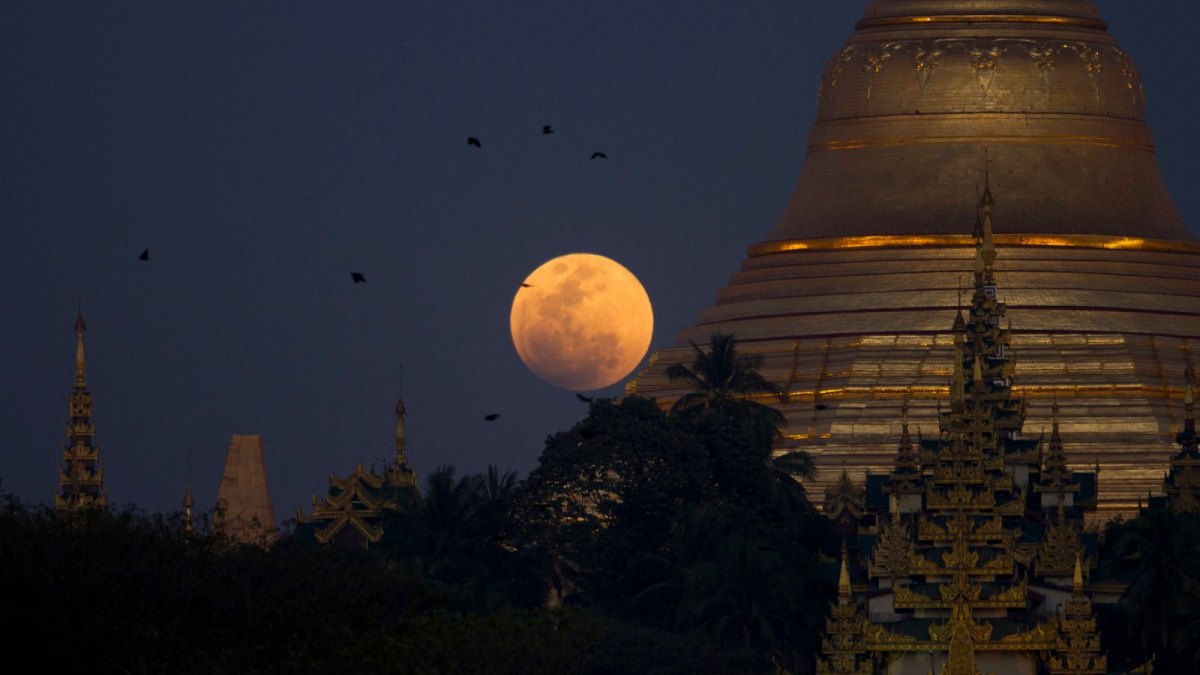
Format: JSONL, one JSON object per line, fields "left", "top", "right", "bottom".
{"left": 1185, "top": 360, "right": 1195, "bottom": 433}
{"left": 838, "top": 542, "right": 852, "bottom": 605}
{"left": 1073, "top": 551, "right": 1084, "bottom": 596}
{"left": 952, "top": 330, "right": 966, "bottom": 412}
{"left": 74, "top": 308, "right": 87, "bottom": 386}
{"left": 394, "top": 395, "right": 408, "bottom": 467}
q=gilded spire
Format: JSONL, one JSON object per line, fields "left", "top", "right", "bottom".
{"left": 1185, "top": 360, "right": 1195, "bottom": 433}
{"left": 183, "top": 484, "right": 195, "bottom": 534}
{"left": 891, "top": 400, "right": 922, "bottom": 489}
{"left": 838, "top": 544, "right": 852, "bottom": 606}
{"left": 1073, "top": 551, "right": 1084, "bottom": 597}
{"left": 394, "top": 397, "right": 408, "bottom": 467}
{"left": 74, "top": 308, "right": 87, "bottom": 387}
{"left": 57, "top": 310, "right": 106, "bottom": 512}
{"left": 974, "top": 182, "right": 997, "bottom": 286}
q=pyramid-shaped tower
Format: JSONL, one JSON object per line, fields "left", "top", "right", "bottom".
{"left": 214, "top": 434, "right": 277, "bottom": 545}
{"left": 632, "top": 0, "right": 1200, "bottom": 518}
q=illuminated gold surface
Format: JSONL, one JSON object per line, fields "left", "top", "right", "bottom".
{"left": 635, "top": 0, "right": 1200, "bottom": 519}
{"left": 763, "top": 0, "right": 1189, "bottom": 240}
{"left": 809, "top": 134, "right": 1155, "bottom": 154}
{"left": 634, "top": 240, "right": 1200, "bottom": 518}
{"left": 855, "top": 14, "right": 1107, "bottom": 30}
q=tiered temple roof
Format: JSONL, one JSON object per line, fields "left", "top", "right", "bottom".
{"left": 56, "top": 310, "right": 107, "bottom": 512}
{"left": 815, "top": 192, "right": 1106, "bottom": 674}
{"left": 295, "top": 397, "right": 419, "bottom": 547}
{"left": 1160, "top": 362, "right": 1200, "bottom": 514}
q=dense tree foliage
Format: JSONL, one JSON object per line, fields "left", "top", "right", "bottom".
{"left": 4, "top": 334, "right": 839, "bottom": 673}
{"left": 1098, "top": 508, "right": 1200, "bottom": 673}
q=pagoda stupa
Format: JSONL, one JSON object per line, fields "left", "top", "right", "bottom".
{"left": 631, "top": 0, "right": 1200, "bottom": 518}
{"left": 814, "top": 191, "right": 1107, "bottom": 673}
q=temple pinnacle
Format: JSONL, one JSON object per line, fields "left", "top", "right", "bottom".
{"left": 74, "top": 309, "right": 87, "bottom": 387}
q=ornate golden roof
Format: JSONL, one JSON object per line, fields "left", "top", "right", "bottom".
{"left": 767, "top": 0, "right": 1188, "bottom": 241}
{"left": 57, "top": 310, "right": 107, "bottom": 512}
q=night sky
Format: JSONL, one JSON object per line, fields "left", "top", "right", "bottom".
{"left": 2, "top": 2, "right": 1197, "bottom": 524}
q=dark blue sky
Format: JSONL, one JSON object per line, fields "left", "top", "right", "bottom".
{"left": 2, "top": 2, "right": 1196, "bottom": 523}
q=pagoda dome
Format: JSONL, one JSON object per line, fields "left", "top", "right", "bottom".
{"left": 769, "top": 0, "right": 1188, "bottom": 240}
{"left": 631, "top": 0, "right": 1200, "bottom": 520}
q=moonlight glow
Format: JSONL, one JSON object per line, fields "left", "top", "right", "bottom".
{"left": 510, "top": 253, "right": 654, "bottom": 391}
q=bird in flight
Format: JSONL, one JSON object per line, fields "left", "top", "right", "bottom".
{"left": 590, "top": 152, "right": 607, "bottom": 160}
{"left": 575, "top": 393, "right": 593, "bottom": 403}
{"left": 542, "top": 125, "right": 554, "bottom": 135}
{"left": 484, "top": 413, "right": 500, "bottom": 421}
{"left": 139, "top": 249, "right": 150, "bottom": 261}
{"left": 520, "top": 283, "right": 532, "bottom": 288}
{"left": 351, "top": 272, "right": 366, "bottom": 284}
{"left": 467, "top": 137, "right": 482, "bottom": 148}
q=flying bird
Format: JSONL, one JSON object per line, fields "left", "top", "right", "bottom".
{"left": 467, "top": 137, "right": 482, "bottom": 148}
{"left": 575, "top": 393, "right": 593, "bottom": 403}
{"left": 351, "top": 272, "right": 366, "bottom": 283}
{"left": 520, "top": 283, "right": 532, "bottom": 288}
{"left": 484, "top": 413, "right": 500, "bottom": 421}
{"left": 542, "top": 125, "right": 554, "bottom": 135}
{"left": 139, "top": 249, "right": 150, "bottom": 261}
{"left": 590, "top": 152, "right": 607, "bottom": 160}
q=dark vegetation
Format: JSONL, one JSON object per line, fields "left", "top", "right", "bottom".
{"left": 8, "top": 334, "right": 1193, "bottom": 673}
{"left": 1095, "top": 508, "right": 1200, "bottom": 673}
{"left": 0, "top": 335, "right": 835, "bottom": 674}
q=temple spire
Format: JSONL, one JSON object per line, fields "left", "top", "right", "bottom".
{"left": 952, "top": 320, "right": 966, "bottom": 413}
{"left": 394, "top": 397, "right": 408, "bottom": 468}
{"left": 1185, "top": 360, "right": 1195, "bottom": 433}
{"left": 974, "top": 181, "right": 997, "bottom": 287}
{"left": 57, "top": 310, "right": 106, "bottom": 512}
{"left": 838, "top": 543, "right": 853, "bottom": 606}
{"left": 74, "top": 308, "right": 87, "bottom": 387}
{"left": 183, "top": 484, "right": 196, "bottom": 534}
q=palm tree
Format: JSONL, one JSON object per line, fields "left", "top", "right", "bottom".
{"left": 666, "top": 333, "right": 785, "bottom": 424}
{"left": 1109, "top": 508, "right": 1200, "bottom": 670}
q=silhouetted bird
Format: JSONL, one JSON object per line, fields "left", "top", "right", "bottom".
{"left": 520, "top": 283, "right": 532, "bottom": 288}
{"left": 590, "top": 152, "right": 607, "bottom": 160}
{"left": 467, "top": 137, "right": 482, "bottom": 148}
{"left": 575, "top": 393, "right": 593, "bottom": 403}
{"left": 351, "top": 272, "right": 366, "bottom": 283}
{"left": 542, "top": 125, "right": 554, "bottom": 135}
{"left": 139, "top": 249, "right": 150, "bottom": 261}
{"left": 484, "top": 413, "right": 500, "bottom": 421}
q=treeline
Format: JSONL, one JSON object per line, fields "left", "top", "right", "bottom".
{"left": 0, "top": 391, "right": 835, "bottom": 674}
{"left": 1095, "top": 508, "right": 1200, "bottom": 673}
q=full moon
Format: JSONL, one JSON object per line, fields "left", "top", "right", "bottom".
{"left": 510, "top": 253, "right": 654, "bottom": 391}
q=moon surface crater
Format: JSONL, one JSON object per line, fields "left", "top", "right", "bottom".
{"left": 510, "top": 254, "right": 653, "bottom": 391}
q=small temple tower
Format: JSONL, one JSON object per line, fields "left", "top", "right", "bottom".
{"left": 295, "top": 397, "right": 419, "bottom": 548}
{"left": 182, "top": 484, "right": 196, "bottom": 534}
{"left": 213, "top": 434, "right": 278, "bottom": 545}
{"left": 56, "top": 310, "right": 107, "bottom": 512}
{"left": 814, "top": 191, "right": 1106, "bottom": 674}
{"left": 1161, "top": 362, "right": 1200, "bottom": 513}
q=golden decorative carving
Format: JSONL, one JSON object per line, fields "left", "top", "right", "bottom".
{"left": 749, "top": 233, "right": 1200, "bottom": 257}
{"left": 819, "top": 37, "right": 1141, "bottom": 106}
{"left": 854, "top": 15, "right": 1109, "bottom": 31}
{"left": 869, "top": 519, "right": 913, "bottom": 578}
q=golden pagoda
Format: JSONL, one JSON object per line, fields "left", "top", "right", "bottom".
{"left": 630, "top": 0, "right": 1200, "bottom": 519}
{"left": 295, "top": 397, "right": 419, "bottom": 547}
{"left": 1159, "top": 362, "right": 1200, "bottom": 514}
{"left": 815, "top": 192, "right": 1106, "bottom": 673}
{"left": 56, "top": 310, "right": 107, "bottom": 512}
